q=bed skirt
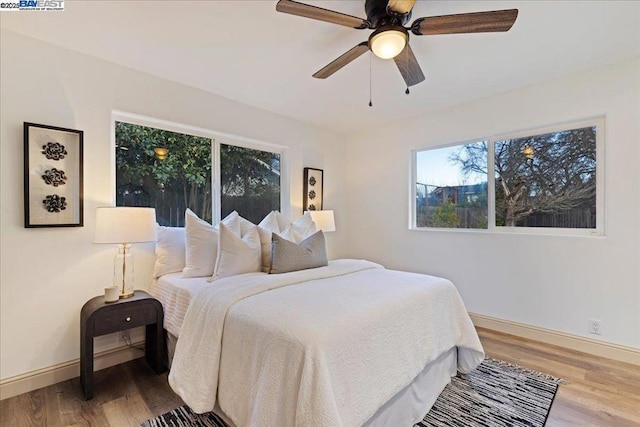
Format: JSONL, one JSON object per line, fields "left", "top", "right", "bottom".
{"left": 165, "top": 330, "right": 456, "bottom": 427}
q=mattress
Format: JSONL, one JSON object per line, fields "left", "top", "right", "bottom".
{"left": 149, "top": 272, "right": 214, "bottom": 337}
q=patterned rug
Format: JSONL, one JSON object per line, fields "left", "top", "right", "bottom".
{"left": 142, "top": 357, "right": 562, "bottom": 427}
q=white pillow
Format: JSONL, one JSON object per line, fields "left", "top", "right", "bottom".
{"left": 257, "top": 212, "right": 280, "bottom": 273}
{"left": 278, "top": 226, "right": 304, "bottom": 243}
{"left": 291, "top": 211, "right": 317, "bottom": 236}
{"left": 182, "top": 209, "right": 219, "bottom": 278}
{"left": 217, "top": 211, "right": 242, "bottom": 237}
{"left": 257, "top": 211, "right": 318, "bottom": 272}
{"left": 274, "top": 211, "right": 317, "bottom": 236}
{"left": 183, "top": 210, "right": 247, "bottom": 278}
{"left": 259, "top": 211, "right": 280, "bottom": 232}
{"left": 238, "top": 213, "right": 256, "bottom": 237}
{"left": 153, "top": 225, "right": 186, "bottom": 278}
{"left": 274, "top": 210, "right": 291, "bottom": 232}
{"left": 210, "top": 223, "right": 261, "bottom": 281}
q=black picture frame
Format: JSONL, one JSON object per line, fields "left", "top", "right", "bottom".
{"left": 24, "top": 122, "right": 84, "bottom": 228}
{"left": 303, "top": 167, "right": 323, "bottom": 211}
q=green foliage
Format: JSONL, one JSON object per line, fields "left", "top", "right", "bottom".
{"left": 474, "top": 215, "right": 488, "bottom": 229}
{"left": 430, "top": 200, "right": 460, "bottom": 228}
{"left": 116, "top": 122, "right": 212, "bottom": 186}
{"left": 220, "top": 144, "right": 281, "bottom": 223}
{"left": 115, "top": 122, "right": 281, "bottom": 226}
{"left": 115, "top": 122, "right": 212, "bottom": 224}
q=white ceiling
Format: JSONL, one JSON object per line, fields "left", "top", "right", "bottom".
{"left": 1, "top": 1, "right": 639, "bottom": 134}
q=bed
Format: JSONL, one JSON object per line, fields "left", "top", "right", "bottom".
{"left": 150, "top": 258, "right": 484, "bottom": 427}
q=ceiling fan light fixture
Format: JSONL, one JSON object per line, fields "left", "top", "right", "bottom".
{"left": 369, "top": 27, "right": 408, "bottom": 59}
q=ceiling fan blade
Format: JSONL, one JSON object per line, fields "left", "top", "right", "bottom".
{"left": 313, "top": 42, "right": 369, "bottom": 79}
{"left": 393, "top": 44, "right": 425, "bottom": 87}
{"left": 411, "top": 9, "right": 518, "bottom": 35}
{"left": 387, "top": 0, "right": 416, "bottom": 15}
{"left": 276, "top": 0, "right": 369, "bottom": 29}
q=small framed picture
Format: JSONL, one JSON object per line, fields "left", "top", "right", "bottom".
{"left": 24, "top": 122, "right": 84, "bottom": 227}
{"left": 303, "top": 168, "right": 323, "bottom": 211}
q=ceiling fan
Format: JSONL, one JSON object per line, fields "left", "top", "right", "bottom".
{"left": 276, "top": 0, "right": 518, "bottom": 89}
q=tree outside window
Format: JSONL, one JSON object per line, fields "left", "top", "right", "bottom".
{"left": 116, "top": 122, "right": 212, "bottom": 226}
{"left": 414, "top": 121, "right": 600, "bottom": 232}
{"left": 494, "top": 127, "right": 596, "bottom": 228}
{"left": 220, "top": 144, "right": 280, "bottom": 224}
{"left": 451, "top": 127, "right": 596, "bottom": 228}
{"left": 115, "top": 122, "right": 282, "bottom": 226}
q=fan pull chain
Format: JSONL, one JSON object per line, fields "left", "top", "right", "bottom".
{"left": 404, "top": 47, "right": 410, "bottom": 95}
{"left": 369, "top": 52, "right": 373, "bottom": 107}
{"left": 404, "top": 45, "right": 409, "bottom": 95}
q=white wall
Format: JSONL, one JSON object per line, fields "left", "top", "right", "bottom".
{"left": 1, "top": 28, "right": 638, "bottom": 385}
{"left": 0, "top": 30, "right": 349, "bottom": 380}
{"left": 345, "top": 59, "right": 640, "bottom": 349}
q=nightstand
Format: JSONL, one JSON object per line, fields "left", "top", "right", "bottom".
{"left": 80, "top": 290, "right": 165, "bottom": 399}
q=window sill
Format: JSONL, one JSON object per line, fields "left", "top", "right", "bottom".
{"left": 408, "top": 226, "right": 605, "bottom": 238}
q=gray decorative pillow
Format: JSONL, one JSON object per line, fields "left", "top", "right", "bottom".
{"left": 269, "top": 231, "right": 328, "bottom": 274}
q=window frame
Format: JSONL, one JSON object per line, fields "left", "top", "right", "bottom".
{"left": 410, "top": 117, "right": 605, "bottom": 236}
{"left": 111, "top": 111, "right": 290, "bottom": 223}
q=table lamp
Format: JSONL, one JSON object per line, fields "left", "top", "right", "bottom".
{"left": 93, "top": 207, "right": 156, "bottom": 298}
{"left": 309, "top": 210, "right": 336, "bottom": 232}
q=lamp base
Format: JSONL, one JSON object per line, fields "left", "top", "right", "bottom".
{"left": 119, "top": 291, "right": 135, "bottom": 299}
{"left": 114, "top": 243, "right": 135, "bottom": 300}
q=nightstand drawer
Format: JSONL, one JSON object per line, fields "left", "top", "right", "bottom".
{"left": 93, "top": 304, "right": 156, "bottom": 336}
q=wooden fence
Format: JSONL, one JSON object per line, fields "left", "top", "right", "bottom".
{"left": 417, "top": 205, "right": 595, "bottom": 229}
{"left": 516, "top": 208, "right": 596, "bottom": 229}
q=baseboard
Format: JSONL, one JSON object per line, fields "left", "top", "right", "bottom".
{"left": 0, "top": 342, "right": 144, "bottom": 401}
{"left": 470, "top": 312, "right": 640, "bottom": 366}
{"left": 4, "top": 316, "right": 638, "bottom": 401}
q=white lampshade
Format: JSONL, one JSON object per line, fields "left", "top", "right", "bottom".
{"left": 370, "top": 29, "right": 407, "bottom": 59}
{"left": 94, "top": 207, "right": 156, "bottom": 244}
{"left": 93, "top": 207, "right": 156, "bottom": 300}
{"left": 309, "top": 210, "right": 336, "bottom": 233}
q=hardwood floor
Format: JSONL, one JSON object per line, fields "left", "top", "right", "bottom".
{"left": 477, "top": 328, "right": 640, "bottom": 427}
{"left": 1, "top": 328, "right": 638, "bottom": 426}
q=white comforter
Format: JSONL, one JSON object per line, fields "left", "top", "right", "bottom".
{"left": 169, "top": 259, "right": 484, "bottom": 427}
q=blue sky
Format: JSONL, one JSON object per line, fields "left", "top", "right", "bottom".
{"left": 416, "top": 143, "right": 486, "bottom": 187}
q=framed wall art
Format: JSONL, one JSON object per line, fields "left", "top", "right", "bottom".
{"left": 303, "top": 167, "right": 323, "bottom": 211}
{"left": 24, "top": 122, "right": 84, "bottom": 227}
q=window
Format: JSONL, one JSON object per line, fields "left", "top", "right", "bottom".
{"left": 220, "top": 144, "right": 281, "bottom": 224}
{"left": 412, "top": 118, "right": 604, "bottom": 235}
{"left": 415, "top": 142, "right": 488, "bottom": 229}
{"left": 114, "top": 115, "right": 286, "bottom": 226}
{"left": 494, "top": 126, "right": 597, "bottom": 229}
{"left": 115, "top": 122, "right": 212, "bottom": 226}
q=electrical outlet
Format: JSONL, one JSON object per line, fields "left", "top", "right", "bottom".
{"left": 589, "top": 319, "right": 602, "bottom": 335}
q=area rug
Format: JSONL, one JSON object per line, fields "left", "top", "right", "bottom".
{"left": 141, "top": 357, "right": 562, "bottom": 427}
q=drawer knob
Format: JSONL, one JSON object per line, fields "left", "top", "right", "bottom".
{"left": 126, "top": 316, "right": 131, "bottom": 322}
